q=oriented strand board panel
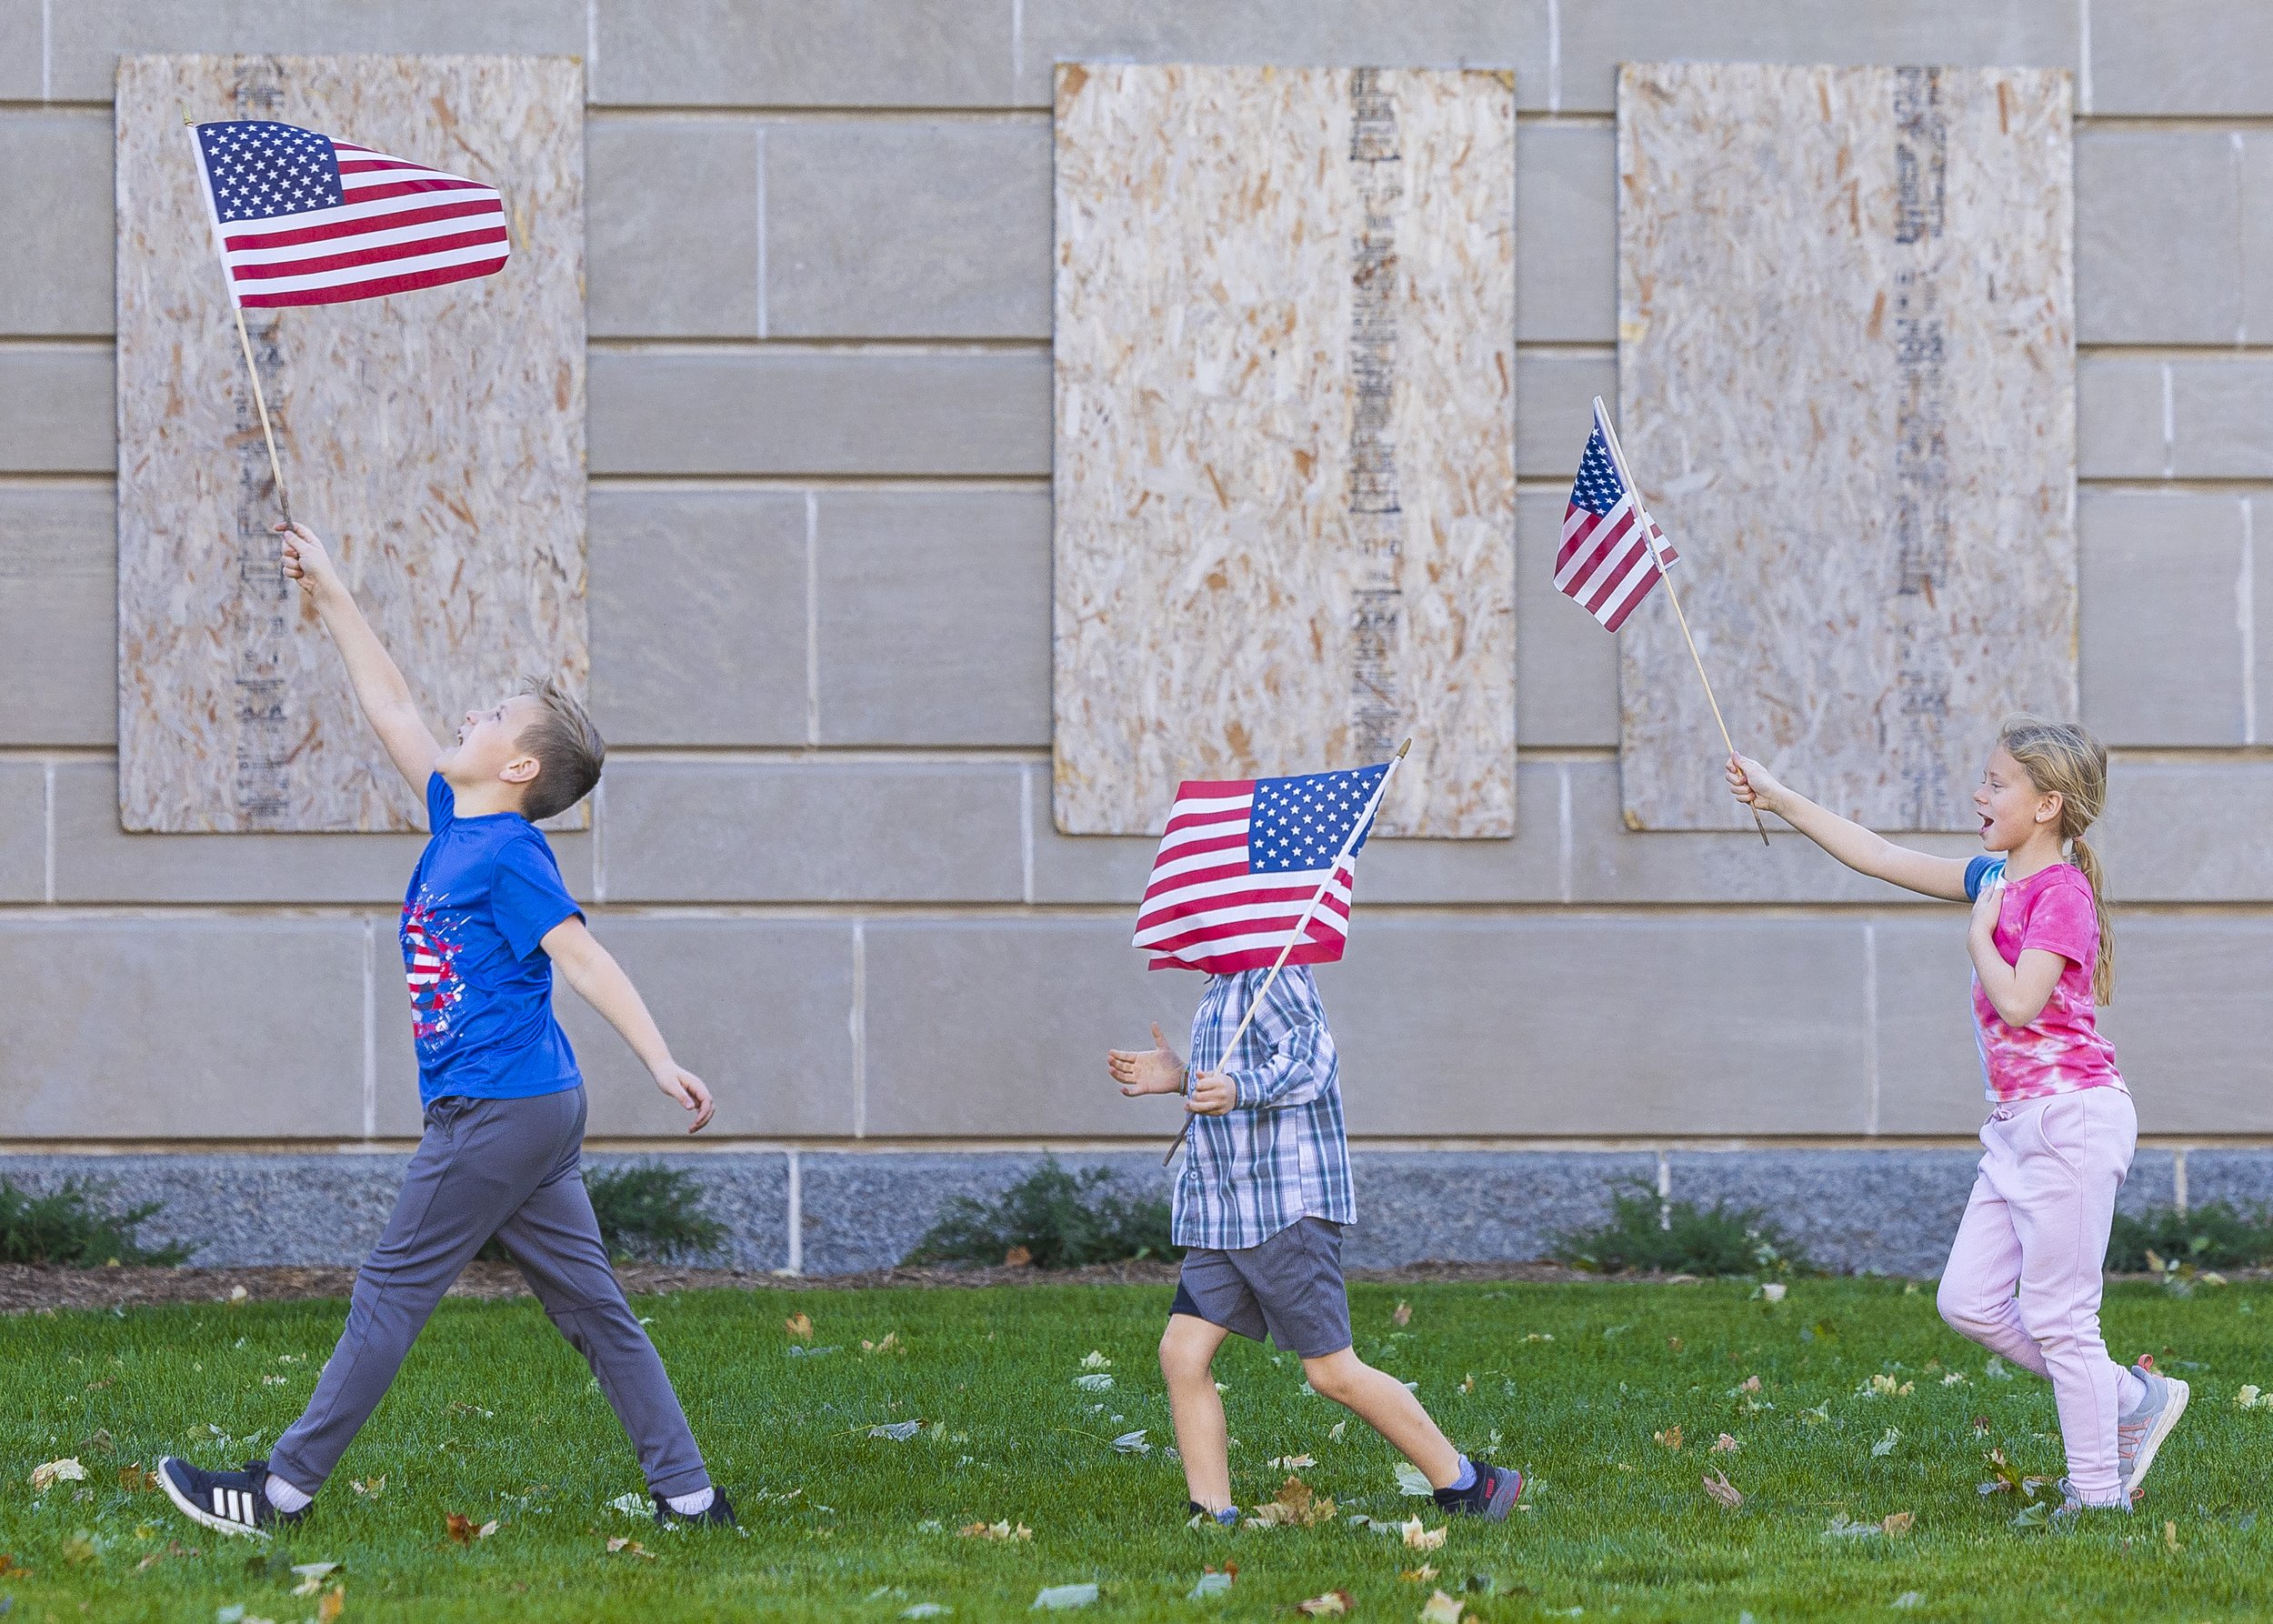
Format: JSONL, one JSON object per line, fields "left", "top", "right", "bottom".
{"left": 1617, "top": 63, "right": 2075, "bottom": 832}
{"left": 1053, "top": 65, "right": 1516, "bottom": 837}
{"left": 116, "top": 55, "right": 585, "bottom": 832}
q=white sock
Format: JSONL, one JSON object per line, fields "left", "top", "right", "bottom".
{"left": 665, "top": 1486, "right": 715, "bottom": 1516}
{"left": 263, "top": 1472, "right": 314, "bottom": 1514}
{"left": 2117, "top": 1365, "right": 2148, "bottom": 1416}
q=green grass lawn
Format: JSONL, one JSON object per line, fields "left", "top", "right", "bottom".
{"left": 3, "top": 1278, "right": 2270, "bottom": 1621}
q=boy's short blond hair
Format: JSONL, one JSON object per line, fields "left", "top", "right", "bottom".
{"left": 515, "top": 677, "right": 605, "bottom": 821}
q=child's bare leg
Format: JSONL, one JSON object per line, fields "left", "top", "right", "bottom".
{"left": 1302, "top": 1348, "right": 1463, "bottom": 1487}
{"left": 1161, "top": 1313, "right": 1235, "bottom": 1510}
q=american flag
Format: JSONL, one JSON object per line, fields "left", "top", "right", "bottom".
{"left": 1134, "top": 762, "right": 1393, "bottom": 975}
{"left": 189, "top": 119, "right": 509, "bottom": 308}
{"left": 1555, "top": 400, "right": 1678, "bottom": 632}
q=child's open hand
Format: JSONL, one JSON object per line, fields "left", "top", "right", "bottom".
{"left": 1184, "top": 1071, "right": 1236, "bottom": 1116}
{"left": 1108, "top": 1023, "right": 1187, "bottom": 1097}
{"left": 1726, "top": 753, "right": 1787, "bottom": 816}
{"left": 275, "top": 522, "right": 340, "bottom": 601}
{"left": 653, "top": 1063, "right": 716, "bottom": 1132}
{"left": 1969, "top": 876, "right": 2006, "bottom": 941}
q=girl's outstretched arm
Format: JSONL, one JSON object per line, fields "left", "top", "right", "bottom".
{"left": 1727, "top": 755, "right": 1972, "bottom": 902}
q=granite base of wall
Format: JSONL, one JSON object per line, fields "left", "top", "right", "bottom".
{"left": 0, "top": 1147, "right": 2260, "bottom": 1277}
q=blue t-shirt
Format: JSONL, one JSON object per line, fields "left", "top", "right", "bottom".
{"left": 399, "top": 774, "right": 585, "bottom": 1107}
{"left": 1965, "top": 855, "right": 2008, "bottom": 900}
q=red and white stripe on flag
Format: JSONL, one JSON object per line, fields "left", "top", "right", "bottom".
{"left": 1555, "top": 403, "right": 1677, "bottom": 632}
{"left": 191, "top": 120, "right": 509, "bottom": 309}
{"left": 1132, "top": 764, "right": 1388, "bottom": 975}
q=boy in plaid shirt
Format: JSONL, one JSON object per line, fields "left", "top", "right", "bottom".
{"left": 1110, "top": 965, "right": 1523, "bottom": 1524}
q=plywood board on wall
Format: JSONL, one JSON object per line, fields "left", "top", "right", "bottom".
{"left": 116, "top": 54, "right": 585, "bottom": 832}
{"left": 1053, "top": 64, "right": 1516, "bottom": 837}
{"left": 1617, "top": 63, "right": 2075, "bottom": 832}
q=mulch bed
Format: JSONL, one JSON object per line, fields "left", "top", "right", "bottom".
{"left": 0, "top": 1258, "right": 1607, "bottom": 1314}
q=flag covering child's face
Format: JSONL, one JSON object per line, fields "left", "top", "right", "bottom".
{"left": 437, "top": 692, "right": 546, "bottom": 797}
{"left": 1973, "top": 745, "right": 2060, "bottom": 853}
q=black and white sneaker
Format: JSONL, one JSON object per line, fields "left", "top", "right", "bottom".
{"left": 1435, "top": 1460, "right": 1525, "bottom": 1522}
{"left": 652, "top": 1487, "right": 737, "bottom": 1528}
{"left": 155, "top": 1457, "right": 302, "bottom": 1540}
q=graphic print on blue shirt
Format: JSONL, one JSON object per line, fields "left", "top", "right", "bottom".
{"left": 399, "top": 774, "right": 586, "bottom": 1107}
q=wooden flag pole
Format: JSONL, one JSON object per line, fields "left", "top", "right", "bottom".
{"left": 185, "top": 110, "right": 292, "bottom": 524}
{"left": 1592, "top": 397, "right": 1767, "bottom": 847}
{"left": 1163, "top": 738, "right": 1410, "bottom": 1168}
{"left": 231, "top": 307, "right": 293, "bottom": 526}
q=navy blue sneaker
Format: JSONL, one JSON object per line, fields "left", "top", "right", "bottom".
{"left": 155, "top": 1457, "right": 303, "bottom": 1540}
{"left": 1435, "top": 1461, "right": 1524, "bottom": 1521}
{"left": 653, "top": 1487, "right": 737, "bottom": 1528}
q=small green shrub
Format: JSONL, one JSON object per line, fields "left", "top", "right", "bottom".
{"left": 0, "top": 1177, "right": 190, "bottom": 1267}
{"left": 1552, "top": 1181, "right": 1810, "bottom": 1278}
{"left": 481, "top": 1162, "right": 726, "bottom": 1265}
{"left": 903, "top": 1157, "right": 1181, "bottom": 1268}
{"left": 2108, "top": 1201, "right": 2273, "bottom": 1272}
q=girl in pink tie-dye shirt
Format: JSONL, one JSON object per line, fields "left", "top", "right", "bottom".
{"left": 1727, "top": 717, "right": 2188, "bottom": 1518}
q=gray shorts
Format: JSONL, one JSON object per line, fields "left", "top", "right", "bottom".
{"left": 1170, "top": 1217, "right": 1352, "bottom": 1358}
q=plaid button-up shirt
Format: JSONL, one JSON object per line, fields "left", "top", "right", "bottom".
{"left": 1173, "top": 966, "right": 1354, "bottom": 1251}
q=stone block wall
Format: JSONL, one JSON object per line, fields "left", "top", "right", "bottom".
{"left": 3, "top": 1, "right": 2270, "bottom": 1269}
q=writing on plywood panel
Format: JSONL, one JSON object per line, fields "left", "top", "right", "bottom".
{"left": 116, "top": 54, "right": 585, "bottom": 831}
{"left": 1053, "top": 64, "right": 1516, "bottom": 837}
{"left": 1617, "top": 63, "right": 2075, "bottom": 831}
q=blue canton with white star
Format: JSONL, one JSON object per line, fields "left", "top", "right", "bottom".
{"left": 1248, "top": 764, "right": 1390, "bottom": 874}
{"left": 196, "top": 121, "right": 342, "bottom": 223}
{"left": 1569, "top": 425, "right": 1629, "bottom": 516}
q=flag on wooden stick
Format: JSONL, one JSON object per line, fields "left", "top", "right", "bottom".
{"left": 1135, "top": 760, "right": 1397, "bottom": 974}
{"left": 189, "top": 119, "right": 510, "bottom": 308}
{"left": 1556, "top": 398, "right": 1677, "bottom": 631}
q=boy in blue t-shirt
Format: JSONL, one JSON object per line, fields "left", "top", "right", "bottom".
{"left": 158, "top": 523, "right": 734, "bottom": 1540}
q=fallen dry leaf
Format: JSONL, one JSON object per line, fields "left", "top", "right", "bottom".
{"left": 1882, "top": 1511, "right": 1914, "bottom": 1538}
{"left": 445, "top": 1512, "right": 481, "bottom": 1545}
{"left": 290, "top": 1562, "right": 340, "bottom": 1597}
{"left": 785, "top": 1313, "right": 814, "bottom": 1343}
{"left": 1420, "top": 1590, "right": 1465, "bottom": 1624}
{"left": 1267, "top": 1454, "right": 1316, "bottom": 1470}
{"left": 0, "top": 1553, "right": 27, "bottom": 1578}
{"left": 1296, "top": 1593, "right": 1353, "bottom": 1617}
{"left": 862, "top": 1333, "right": 902, "bottom": 1356}
{"left": 30, "top": 1458, "right": 86, "bottom": 1491}
{"left": 1667, "top": 1337, "right": 1685, "bottom": 1353}
{"left": 317, "top": 1586, "right": 345, "bottom": 1623}
{"left": 1654, "top": 1426, "right": 1684, "bottom": 1451}
{"left": 1400, "top": 1517, "right": 1447, "bottom": 1550}
{"left": 957, "top": 1520, "right": 1033, "bottom": 1541}
{"left": 1003, "top": 1245, "right": 1034, "bottom": 1268}
{"left": 1391, "top": 1300, "right": 1413, "bottom": 1327}
{"left": 1400, "top": 1564, "right": 1439, "bottom": 1582}
{"left": 1710, "top": 1434, "right": 1740, "bottom": 1454}
{"left": 118, "top": 1464, "right": 160, "bottom": 1491}
{"left": 350, "top": 1476, "right": 385, "bottom": 1499}
{"left": 606, "top": 1536, "right": 656, "bottom": 1559}
{"left": 1739, "top": 1375, "right": 1762, "bottom": 1394}
{"left": 1701, "top": 1469, "right": 1743, "bottom": 1510}
{"left": 1247, "top": 1476, "right": 1337, "bottom": 1529}
{"left": 2165, "top": 1519, "right": 2180, "bottom": 1552}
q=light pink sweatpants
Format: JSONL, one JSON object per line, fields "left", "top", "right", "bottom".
{"left": 1935, "top": 1087, "right": 2137, "bottom": 1506}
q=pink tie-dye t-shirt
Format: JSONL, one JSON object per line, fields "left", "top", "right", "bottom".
{"left": 1970, "top": 860, "right": 2124, "bottom": 1103}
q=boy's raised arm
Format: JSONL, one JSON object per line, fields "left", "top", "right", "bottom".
{"left": 278, "top": 523, "right": 443, "bottom": 792}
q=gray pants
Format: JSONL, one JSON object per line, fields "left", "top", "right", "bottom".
{"left": 268, "top": 1088, "right": 710, "bottom": 1499}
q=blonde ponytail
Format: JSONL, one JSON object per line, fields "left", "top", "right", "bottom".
{"left": 1998, "top": 717, "right": 2116, "bottom": 1005}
